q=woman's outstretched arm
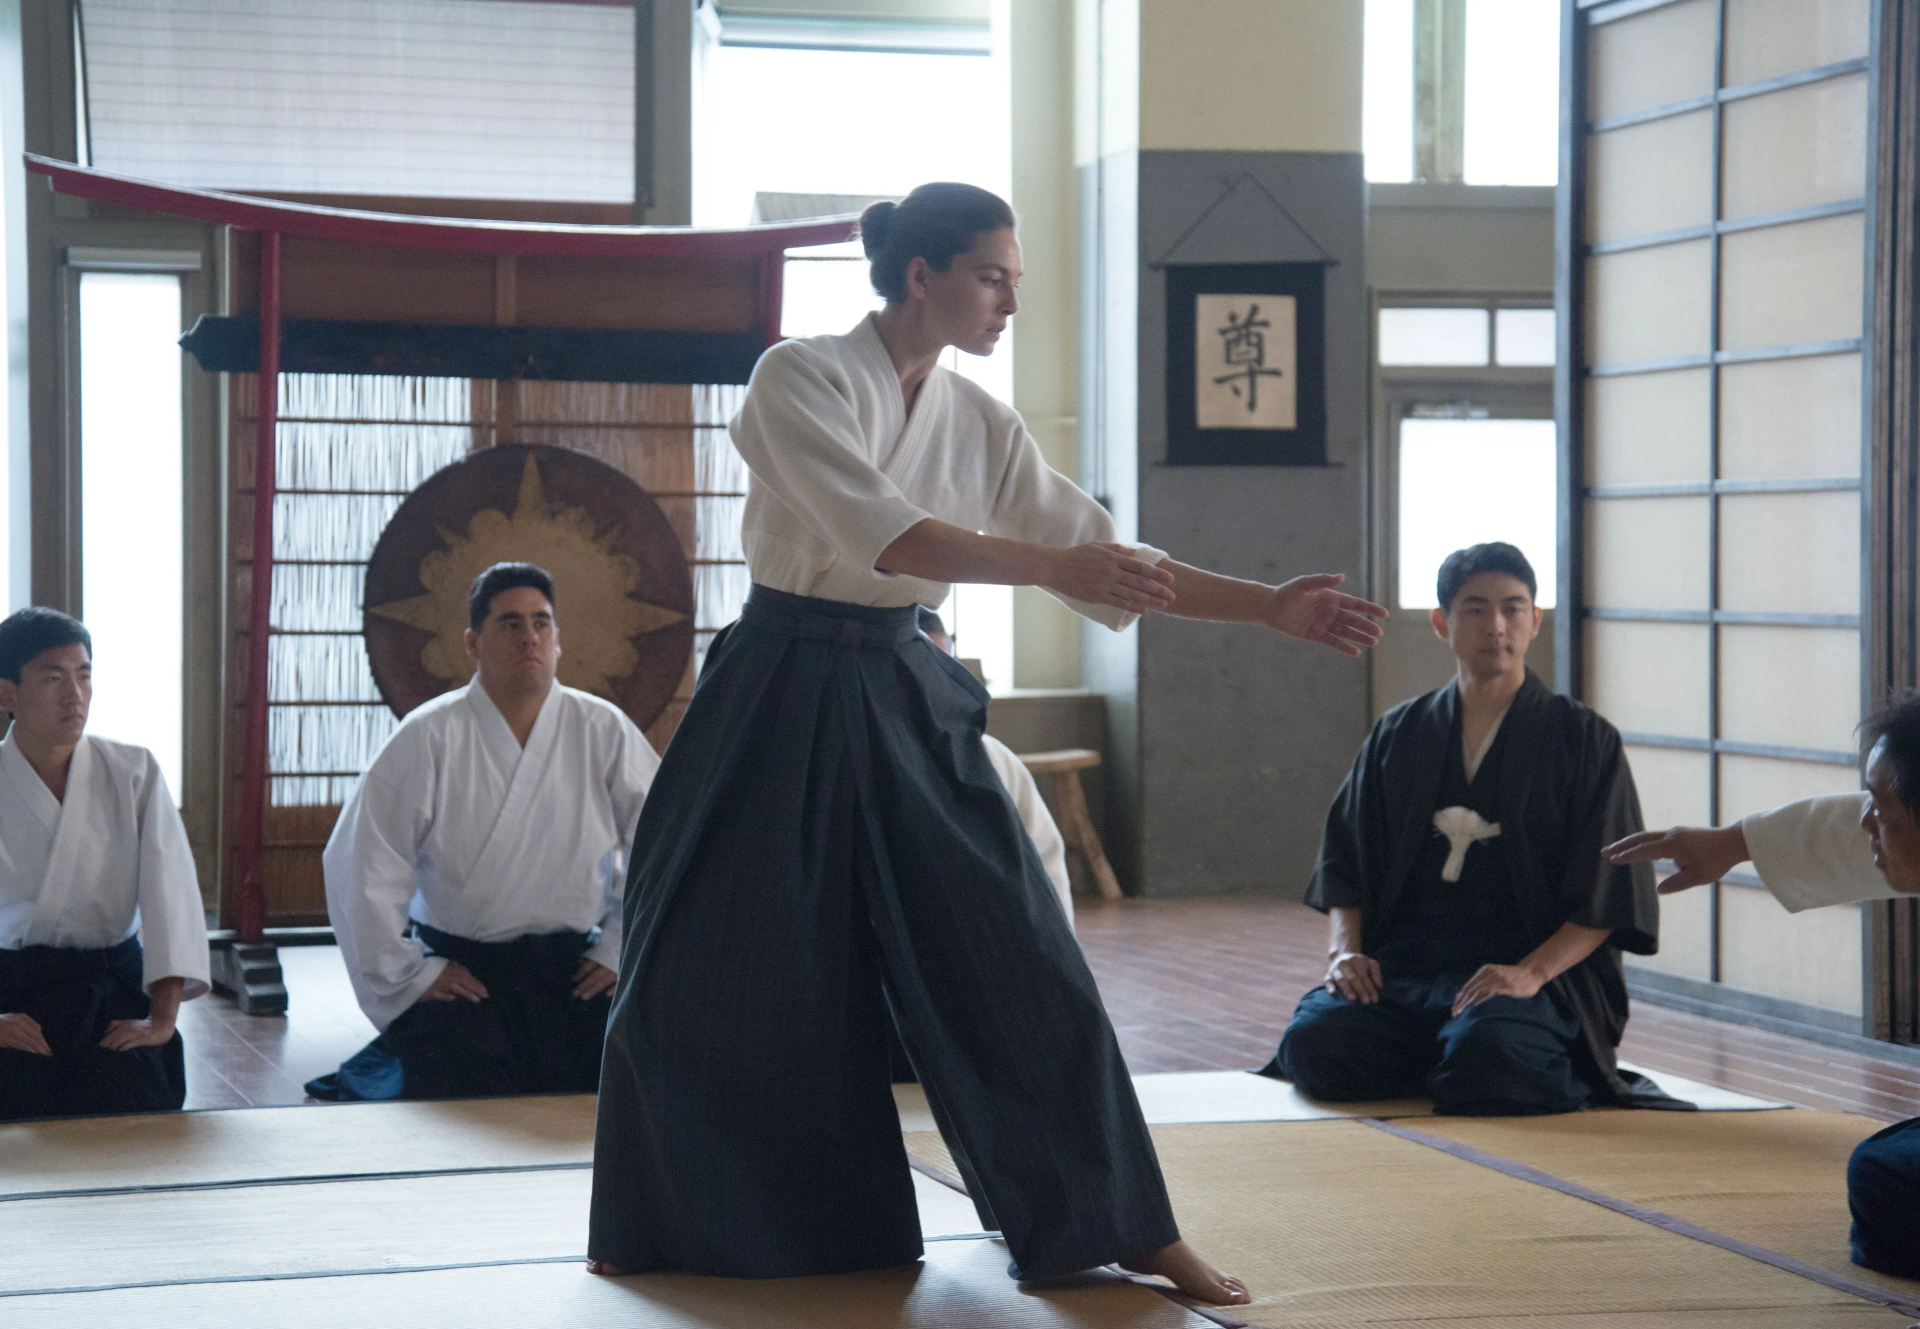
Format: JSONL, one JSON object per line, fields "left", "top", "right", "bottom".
{"left": 1158, "top": 561, "right": 1386, "bottom": 656}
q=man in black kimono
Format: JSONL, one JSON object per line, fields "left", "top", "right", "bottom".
{"left": 1268, "top": 543, "right": 1679, "bottom": 1114}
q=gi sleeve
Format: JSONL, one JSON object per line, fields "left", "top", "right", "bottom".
{"left": 731, "top": 341, "right": 933, "bottom": 578}
{"left": 1743, "top": 793, "right": 1898, "bottom": 911}
{"left": 133, "top": 753, "right": 211, "bottom": 1000}
{"left": 1305, "top": 735, "right": 1374, "bottom": 913}
{"left": 983, "top": 736, "right": 1074, "bottom": 927}
{"left": 323, "top": 743, "right": 445, "bottom": 1031}
{"left": 985, "top": 418, "right": 1168, "bottom": 633}
{"left": 1557, "top": 722, "right": 1659, "bottom": 955}
{"left": 588, "top": 718, "right": 661, "bottom": 973}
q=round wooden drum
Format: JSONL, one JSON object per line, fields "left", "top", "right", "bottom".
{"left": 362, "top": 443, "right": 693, "bottom": 730}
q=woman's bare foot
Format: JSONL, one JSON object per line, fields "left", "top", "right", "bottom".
{"left": 585, "top": 1260, "right": 629, "bottom": 1277}
{"left": 1119, "top": 1240, "right": 1250, "bottom": 1306}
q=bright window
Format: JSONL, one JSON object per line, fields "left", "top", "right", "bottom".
{"left": 1379, "top": 307, "right": 1491, "bottom": 366}
{"left": 1464, "top": 0, "right": 1561, "bottom": 186}
{"left": 1364, "top": 0, "right": 1416, "bottom": 183}
{"left": 79, "top": 273, "right": 184, "bottom": 794}
{"left": 1398, "top": 417, "right": 1557, "bottom": 609}
{"left": 1495, "top": 308, "right": 1557, "bottom": 366}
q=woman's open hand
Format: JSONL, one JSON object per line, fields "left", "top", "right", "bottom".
{"left": 1263, "top": 574, "right": 1388, "bottom": 656}
{"left": 1042, "top": 543, "right": 1177, "bottom": 615}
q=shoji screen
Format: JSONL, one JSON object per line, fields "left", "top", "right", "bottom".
{"left": 1567, "top": 0, "right": 1874, "bottom": 1019}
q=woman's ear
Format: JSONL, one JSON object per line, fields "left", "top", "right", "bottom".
{"left": 903, "top": 255, "right": 932, "bottom": 301}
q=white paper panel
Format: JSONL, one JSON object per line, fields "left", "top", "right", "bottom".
{"left": 1585, "top": 620, "right": 1711, "bottom": 740}
{"left": 1719, "top": 753, "right": 1860, "bottom": 822}
{"left": 1626, "top": 883, "right": 1712, "bottom": 980}
{"left": 1584, "top": 367, "right": 1711, "bottom": 486}
{"left": 1718, "top": 353, "right": 1862, "bottom": 480}
{"left": 1721, "top": 74, "right": 1869, "bottom": 221}
{"left": 1585, "top": 496, "right": 1709, "bottom": 611}
{"left": 1719, "top": 212, "right": 1866, "bottom": 351}
{"left": 1625, "top": 744, "right": 1712, "bottom": 827}
{"left": 1585, "top": 109, "right": 1714, "bottom": 245}
{"left": 1718, "top": 490, "right": 1860, "bottom": 616}
{"left": 1722, "top": 0, "right": 1871, "bottom": 88}
{"left": 1718, "top": 625, "right": 1861, "bottom": 752}
{"left": 1720, "top": 890, "right": 1863, "bottom": 1015}
{"left": 1586, "top": 0, "right": 1717, "bottom": 122}
{"left": 1586, "top": 240, "right": 1712, "bottom": 366}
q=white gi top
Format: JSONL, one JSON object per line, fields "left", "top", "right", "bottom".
{"left": 0, "top": 729, "right": 210, "bottom": 999}
{"left": 732, "top": 314, "right": 1167, "bottom": 630}
{"left": 1741, "top": 792, "right": 1904, "bottom": 911}
{"left": 982, "top": 734, "right": 1073, "bottom": 926}
{"left": 324, "top": 680, "right": 658, "bottom": 1030}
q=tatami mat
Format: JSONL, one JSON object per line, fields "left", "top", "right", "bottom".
{"left": 0, "top": 1236, "right": 1210, "bottom": 1329}
{"left": 1144, "top": 1119, "right": 1912, "bottom": 1327}
{"left": 0, "top": 1166, "right": 985, "bottom": 1298}
{"left": 1407, "top": 1109, "right": 1920, "bottom": 1304}
{"left": 0, "top": 1094, "right": 597, "bottom": 1198}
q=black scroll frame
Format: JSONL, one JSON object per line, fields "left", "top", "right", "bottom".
{"left": 1165, "top": 262, "right": 1327, "bottom": 467}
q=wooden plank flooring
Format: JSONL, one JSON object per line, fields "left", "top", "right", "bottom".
{"left": 173, "top": 896, "right": 1920, "bottom": 1121}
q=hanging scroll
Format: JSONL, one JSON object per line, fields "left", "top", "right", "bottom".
{"left": 1165, "top": 262, "right": 1326, "bottom": 466}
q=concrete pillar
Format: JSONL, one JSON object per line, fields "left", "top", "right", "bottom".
{"left": 1079, "top": 0, "right": 1369, "bottom": 896}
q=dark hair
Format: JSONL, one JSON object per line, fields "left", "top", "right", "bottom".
{"left": 468, "top": 563, "right": 556, "bottom": 632}
{"left": 916, "top": 607, "right": 948, "bottom": 640}
{"left": 1862, "top": 693, "right": 1920, "bottom": 817}
{"left": 860, "top": 183, "right": 1017, "bottom": 303}
{"left": 0, "top": 607, "right": 92, "bottom": 684}
{"left": 1436, "top": 542, "right": 1538, "bottom": 612}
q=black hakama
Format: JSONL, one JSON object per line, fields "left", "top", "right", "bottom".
{"left": 0, "top": 937, "right": 186, "bottom": 1120}
{"left": 589, "top": 587, "right": 1178, "bottom": 1279}
{"left": 306, "top": 926, "right": 609, "bottom": 1101}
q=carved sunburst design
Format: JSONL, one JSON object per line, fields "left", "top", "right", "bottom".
{"left": 367, "top": 452, "right": 687, "bottom": 699}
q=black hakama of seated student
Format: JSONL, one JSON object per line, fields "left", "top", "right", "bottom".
{"left": 0, "top": 937, "right": 185, "bottom": 1121}
{"left": 589, "top": 588, "right": 1178, "bottom": 1281}
{"left": 1848, "top": 1115, "right": 1920, "bottom": 1277}
{"left": 1268, "top": 672, "right": 1684, "bottom": 1115}
{"left": 305, "top": 926, "right": 608, "bottom": 1102}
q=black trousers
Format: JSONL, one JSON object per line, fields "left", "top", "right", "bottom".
{"left": 590, "top": 587, "right": 1178, "bottom": 1280}
{"left": 1272, "top": 976, "right": 1595, "bottom": 1116}
{"left": 1848, "top": 1114, "right": 1920, "bottom": 1277}
{"left": 0, "top": 938, "right": 185, "bottom": 1121}
{"left": 306, "top": 926, "right": 609, "bottom": 1102}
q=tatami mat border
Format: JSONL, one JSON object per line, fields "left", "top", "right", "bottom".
{"left": 1360, "top": 1117, "right": 1920, "bottom": 1322}
{"left": 0, "top": 1160, "right": 594, "bottom": 1205}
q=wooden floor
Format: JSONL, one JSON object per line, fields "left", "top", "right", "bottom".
{"left": 177, "top": 896, "right": 1920, "bottom": 1121}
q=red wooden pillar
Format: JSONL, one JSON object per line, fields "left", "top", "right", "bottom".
{"left": 235, "top": 230, "right": 282, "bottom": 944}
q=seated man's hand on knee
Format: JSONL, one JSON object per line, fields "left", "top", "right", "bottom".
{"left": 572, "top": 958, "right": 616, "bottom": 1002}
{"left": 420, "top": 960, "right": 489, "bottom": 1004}
{"left": 100, "top": 975, "right": 185, "bottom": 1052}
{"left": 1325, "top": 951, "right": 1383, "bottom": 1004}
{"left": 0, "top": 1011, "right": 52, "bottom": 1056}
{"left": 1451, "top": 962, "right": 1545, "bottom": 1017}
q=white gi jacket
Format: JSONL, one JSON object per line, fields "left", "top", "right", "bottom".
{"left": 732, "top": 314, "right": 1166, "bottom": 631}
{"left": 0, "top": 729, "right": 210, "bottom": 998}
{"left": 1741, "top": 792, "right": 1905, "bottom": 910}
{"left": 324, "top": 680, "right": 658, "bottom": 1030}
{"left": 982, "top": 734, "right": 1073, "bottom": 926}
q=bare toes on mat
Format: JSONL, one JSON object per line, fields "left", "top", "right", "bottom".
{"left": 585, "top": 1260, "right": 630, "bottom": 1277}
{"left": 1120, "top": 1240, "right": 1251, "bottom": 1305}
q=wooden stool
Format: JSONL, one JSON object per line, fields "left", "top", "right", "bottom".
{"left": 1018, "top": 748, "right": 1123, "bottom": 901}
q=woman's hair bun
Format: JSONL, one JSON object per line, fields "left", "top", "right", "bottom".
{"left": 859, "top": 200, "right": 896, "bottom": 259}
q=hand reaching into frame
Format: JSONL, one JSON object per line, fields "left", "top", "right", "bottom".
{"left": 1602, "top": 824, "right": 1749, "bottom": 894}
{"left": 1263, "top": 575, "right": 1388, "bottom": 657}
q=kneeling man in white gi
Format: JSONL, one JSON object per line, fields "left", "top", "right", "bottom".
{"left": 308, "top": 563, "right": 658, "bottom": 1101}
{"left": 0, "top": 607, "right": 209, "bottom": 1120}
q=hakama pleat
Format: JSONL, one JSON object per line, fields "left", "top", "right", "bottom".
{"left": 589, "top": 587, "right": 1178, "bottom": 1279}
{"left": 0, "top": 937, "right": 185, "bottom": 1121}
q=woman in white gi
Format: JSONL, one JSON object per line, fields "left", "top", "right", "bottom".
{"left": 1605, "top": 695, "right": 1920, "bottom": 1279}
{"left": 0, "top": 607, "right": 209, "bottom": 1119}
{"left": 588, "top": 183, "right": 1386, "bottom": 1305}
